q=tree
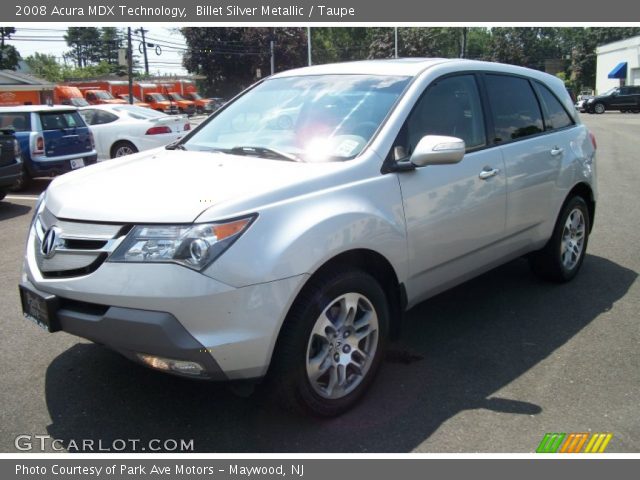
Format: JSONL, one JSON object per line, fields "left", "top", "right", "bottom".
{"left": 100, "top": 27, "right": 123, "bottom": 67}
{"left": 368, "top": 27, "right": 461, "bottom": 59}
{"left": 182, "top": 27, "right": 307, "bottom": 97}
{"left": 24, "top": 53, "right": 62, "bottom": 82}
{"left": 64, "top": 27, "right": 102, "bottom": 68}
{"left": 0, "top": 27, "right": 20, "bottom": 70}
{"left": 488, "top": 28, "right": 562, "bottom": 70}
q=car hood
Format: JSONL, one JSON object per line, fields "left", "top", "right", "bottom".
{"left": 44, "top": 149, "right": 346, "bottom": 223}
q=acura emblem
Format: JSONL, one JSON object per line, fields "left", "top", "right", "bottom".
{"left": 41, "top": 226, "right": 62, "bottom": 259}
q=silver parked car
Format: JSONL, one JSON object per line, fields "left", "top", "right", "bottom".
{"left": 20, "top": 59, "right": 597, "bottom": 416}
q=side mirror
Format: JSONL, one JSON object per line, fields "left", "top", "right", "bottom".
{"left": 410, "top": 135, "right": 466, "bottom": 167}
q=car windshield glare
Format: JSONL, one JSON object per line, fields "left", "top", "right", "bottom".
{"left": 183, "top": 74, "right": 411, "bottom": 162}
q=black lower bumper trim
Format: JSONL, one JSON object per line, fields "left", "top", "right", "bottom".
{"left": 50, "top": 299, "right": 226, "bottom": 380}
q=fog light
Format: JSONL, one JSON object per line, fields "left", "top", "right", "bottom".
{"left": 136, "top": 353, "right": 205, "bottom": 376}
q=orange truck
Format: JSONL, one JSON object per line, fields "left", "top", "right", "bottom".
{"left": 164, "top": 79, "right": 213, "bottom": 114}
{"left": 53, "top": 86, "right": 89, "bottom": 107}
{"left": 64, "top": 81, "right": 127, "bottom": 105}
{"left": 135, "top": 83, "right": 179, "bottom": 115}
{"left": 0, "top": 85, "right": 87, "bottom": 107}
{"left": 155, "top": 82, "right": 197, "bottom": 115}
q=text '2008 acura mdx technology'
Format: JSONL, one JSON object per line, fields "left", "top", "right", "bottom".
{"left": 19, "top": 59, "right": 597, "bottom": 416}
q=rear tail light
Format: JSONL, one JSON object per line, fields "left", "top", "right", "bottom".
{"left": 184, "top": 123, "right": 191, "bottom": 131}
{"left": 145, "top": 126, "right": 172, "bottom": 135}
{"left": 89, "top": 131, "right": 95, "bottom": 150}
{"left": 34, "top": 135, "right": 45, "bottom": 155}
{"left": 13, "top": 138, "right": 21, "bottom": 156}
{"left": 589, "top": 132, "right": 597, "bottom": 150}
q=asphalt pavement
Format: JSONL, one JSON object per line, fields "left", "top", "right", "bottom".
{"left": 0, "top": 113, "right": 638, "bottom": 453}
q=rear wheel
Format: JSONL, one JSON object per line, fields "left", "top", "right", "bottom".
{"left": 268, "top": 268, "right": 389, "bottom": 416}
{"left": 529, "top": 196, "right": 590, "bottom": 282}
{"left": 593, "top": 102, "right": 605, "bottom": 114}
{"left": 110, "top": 141, "right": 138, "bottom": 159}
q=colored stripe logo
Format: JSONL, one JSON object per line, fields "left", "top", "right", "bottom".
{"left": 536, "top": 433, "right": 613, "bottom": 453}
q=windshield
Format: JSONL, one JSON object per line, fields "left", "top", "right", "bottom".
{"left": 67, "top": 97, "right": 89, "bottom": 107}
{"left": 602, "top": 87, "right": 618, "bottom": 96}
{"left": 189, "top": 93, "right": 202, "bottom": 100}
{"left": 148, "top": 93, "right": 168, "bottom": 102}
{"left": 169, "top": 93, "right": 185, "bottom": 101}
{"left": 119, "top": 95, "right": 142, "bottom": 103}
{"left": 94, "top": 91, "right": 115, "bottom": 100}
{"left": 184, "top": 74, "right": 410, "bottom": 162}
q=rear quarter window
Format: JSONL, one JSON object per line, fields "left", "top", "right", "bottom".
{"left": 534, "top": 83, "right": 574, "bottom": 131}
{"left": 0, "top": 112, "right": 31, "bottom": 132}
{"left": 484, "top": 74, "right": 544, "bottom": 143}
{"left": 39, "top": 111, "right": 86, "bottom": 130}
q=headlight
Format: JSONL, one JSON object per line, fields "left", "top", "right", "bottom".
{"left": 30, "top": 192, "right": 46, "bottom": 228}
{"left": 108, "top": 215, "right": 256, "bottom": 271}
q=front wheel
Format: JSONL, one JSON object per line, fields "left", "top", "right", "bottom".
{"left": 529, "top": 196, "right": 590, "bottom": 282}
{"left": 268, "top": 268, "right": 389, "bottom": 416}
{"left": 593, "top": 102, "right": 606, "bottom": 114}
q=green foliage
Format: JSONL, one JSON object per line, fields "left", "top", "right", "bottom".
{"left": 24, "top": 53, "right": 62, "bottom": 82}
{"left": 60, "top": 62, "right": 114, "bottom": 81}
{"left": 181, "top": 27, "right": 307, "bottom": 97}
{"left": 0, "top": 26, "right": 20, "bottom": 70}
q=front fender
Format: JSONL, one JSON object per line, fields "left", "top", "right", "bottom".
{"left": 203, "top": 173, "right": 408, "bottom": 288}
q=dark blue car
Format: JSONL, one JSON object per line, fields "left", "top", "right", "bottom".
{"left": 0, "top": 105, "right": 98, "bottom": 190}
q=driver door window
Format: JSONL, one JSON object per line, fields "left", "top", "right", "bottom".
{"left": 397, "top": 74, "right": 486, "bottom": 158}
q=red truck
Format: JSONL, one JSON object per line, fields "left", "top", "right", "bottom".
{"left": 155, "top": 82, "right": 197, "bottom": 115}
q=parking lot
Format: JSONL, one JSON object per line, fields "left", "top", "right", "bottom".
{"left": 0, "top": 112, "right": 638, "bottom": 453}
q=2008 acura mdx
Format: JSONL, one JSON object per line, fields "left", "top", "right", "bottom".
{"left": 20, "top": 59, "right": 597, "bottom": 416}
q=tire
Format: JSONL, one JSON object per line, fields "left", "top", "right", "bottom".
{"left": 593, "top": 102, "right": 605, "bottom": 114}
{"left": 110, "top": 141, "right": 138, "bottom": 159}
{"left": 8, "top": 164, "right": 30, "bottom": 192}
{"left": 529, "top": 196, "right": 590, "bottom": 283}
{"left": 268, "top": 268, "right": 390, "bottom": 417}
{"left": 0, "top": 189, "right": 6, "bottom": 201}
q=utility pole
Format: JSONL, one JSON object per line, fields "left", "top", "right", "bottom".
{"left": 137, "top": 27, "right": 149, "bottom": 76}
{"left": 394, "top": 27, "right": 398, "bottom": 59}
{"left": 307, "top": 27, "right": 312, "bottom": 66}
{"left": 127, "top": 27, "right": 133, "bottom": 105}
{"left": 270, "top": 40, "right": 275, "bottom": 75}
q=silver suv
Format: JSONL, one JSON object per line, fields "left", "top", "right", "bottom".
{"left": 20, "top": 59, "right": 597, "bottom": 416}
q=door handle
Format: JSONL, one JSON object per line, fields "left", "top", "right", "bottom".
{"left": 550, "top": 146, "right": 564, "bottom": 156}
{"left": 479, "top": 167, "right": 500, "bottom": 180}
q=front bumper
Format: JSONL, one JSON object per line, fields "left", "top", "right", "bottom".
{"left": 22, "top": 222, "right": 308, "bottom": 380}
{"left": 20, "top": 280, "right": 225, "bottom": 379}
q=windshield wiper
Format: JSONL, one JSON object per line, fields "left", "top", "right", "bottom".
{"left": 165, "top": 142, "right": 187, "bottom": 151}
{"left": 229, "top": 146, "right": 302, "bottom": 162}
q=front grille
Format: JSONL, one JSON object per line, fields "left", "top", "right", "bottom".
{"left": 34, "top": 209, "right": 126, "bottom": 278}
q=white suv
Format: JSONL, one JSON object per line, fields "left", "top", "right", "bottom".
{"left": 20, "top": 59, "right": 597, "bottom": 416}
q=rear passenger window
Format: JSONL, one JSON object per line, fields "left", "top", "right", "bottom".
{"left": 40, "top": 111, "right": 85, "bottom": 130}
{"left": 534, "top": 83, "right": 574, "bottom": 131}
{"left": 484, "top": 74, "right": 543, "bottom": 142}
{"left": 0, "top": 113, "right": 31, "bottom": 132}
{"left": 399, "top": 74, "right": 486, "bottom": 155}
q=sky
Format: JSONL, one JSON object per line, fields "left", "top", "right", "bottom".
{"left": 6, "top": 27, "right": 188, "bottom": 76}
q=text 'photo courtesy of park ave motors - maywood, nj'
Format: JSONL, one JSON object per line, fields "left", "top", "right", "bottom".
{"left": 23, "top": 4, "right": 358, "bottom": 19}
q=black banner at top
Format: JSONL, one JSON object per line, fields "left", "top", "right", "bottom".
{"left": 7, "top": 0, "right": 636, "bottom": 22}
